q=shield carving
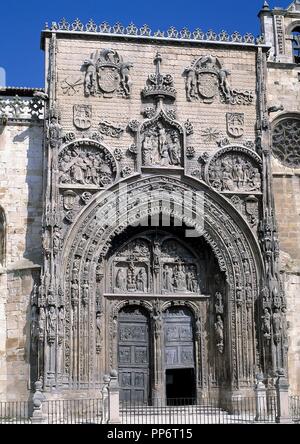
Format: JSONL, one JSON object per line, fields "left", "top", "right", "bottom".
{"left": 73, "top": 105, "right": 92, "bottom": 130}
{"left": 97, "top": 67, "right": 120, "bottom": 96}
{"left": 197, "top": 72, "right": 219, "bottom": 103}
{"left": 227, "top": 113, "right": 245, "bottom": 138}
{"left": 63, "top": 190, "right": 77, "bottom": 211}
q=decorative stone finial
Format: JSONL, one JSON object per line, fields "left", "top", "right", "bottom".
{"left": 262, "top": 1, "right": 270, "bottom": 10}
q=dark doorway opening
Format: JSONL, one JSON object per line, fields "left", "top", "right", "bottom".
{"left": 166, "top": 369, "right": 196, "bottom": 404}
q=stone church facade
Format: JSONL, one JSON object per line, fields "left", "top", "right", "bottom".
{"left": 0, "top": 1, "right": 299, "bottom": 402}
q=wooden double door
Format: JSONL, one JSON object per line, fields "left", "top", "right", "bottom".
{"left": 118, "top": 306, "right": 195, "bottom": 403}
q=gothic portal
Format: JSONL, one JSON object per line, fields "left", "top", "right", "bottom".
{"left": 4, "top": 1, "right": 300, "bottom": 403}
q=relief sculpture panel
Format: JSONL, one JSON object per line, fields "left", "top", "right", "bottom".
{"left": 208, "top": 149, "right": 262, "bottom": 193}
{"left": 59, "top": 142, "right": 117, "bottom": 188}
{"left": 111, "top": 235, "right": 203, "bottom": 295}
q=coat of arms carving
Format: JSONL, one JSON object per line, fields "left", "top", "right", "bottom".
{"left": 184, "top": 55, "right": 254, "bottom": 105}
{"left": 73, "top": 105, "right": 92, "bottom": 130}
{"left": 83, "top": 49, "right": 133, "bottom": 98}
{"left": 226, "top": 113, "right": 245, "bottom": 138}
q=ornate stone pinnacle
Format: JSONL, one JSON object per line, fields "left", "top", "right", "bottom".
{"left": 142, "top": 53, "right": 176, "bottom": 101}
{"left": 262, "top": 1, "right": 270, "bottom": 10}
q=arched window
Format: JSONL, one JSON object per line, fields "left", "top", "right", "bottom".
{"left": 0, "top": 208, "right": 6, "bottom": 267}
{"left": 292, "top": 27, "right": 300, "bottom": 63}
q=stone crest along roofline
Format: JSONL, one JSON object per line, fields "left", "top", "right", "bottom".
{"left": 40, "top": 18, "right": 267, "bottom": 50}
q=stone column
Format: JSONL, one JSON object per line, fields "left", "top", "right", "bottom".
{"left": 276, "top": 370, "right": 292, "bottom": 424}
{"left": 31, "top": 381, "right": 47, "bottom": 424}
{"left": 108, "top": 370, "right": 121, "bottom": 424}
{"left": 254, "top": 374, "right": 267, "bottom": 422}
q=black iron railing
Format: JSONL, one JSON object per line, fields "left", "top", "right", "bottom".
{"left": 120, "top": 396, "right": 278, "bottom": 425}
{"left": 0, "top": 401, "right": 32, "bottom": 424}
{"left": 290, "top": 396, "right": 300, "bottom": 423}
{"left": 45, "top": 398, "right": 103, "bottom": 424}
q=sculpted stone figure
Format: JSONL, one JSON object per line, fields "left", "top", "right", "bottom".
{"left": 184, "top": 67, "right": 198, "bottom": 101}
{"left": 163, "top": 265, "right": 174, "bottom": 293}
{"left": 136, "top": 268, "right": 147, "bottom": 293}
{"left": 71, "top": 280, "right": 79, "bottom": 307}
{"left": 215, "top": 292, "right": 224, "bottom": 315}
{"left": 38, "top": 307, "right": 46, "bottom": 341}
{"left": 116, "top": 268, "right": 127, "bottom": 292}
{"left": 48, "top": 112, "right": 62, "bottom": 149}
{"left": 96, "top": 312, "right": 102, "bottom": 354}
{"left": 262, "top": 308, "right": 271, "bottom": 339}
{"left": 53, "top": 226, "right": 61, "bottom": 255}
{"left": 47, "top": 306, "right": 57, "bottom": 344}
{"left": 70, "top": 154, "right": 87, "bottom": 185}
{"left": 169, "top": 132, "right": 181, "bottom": 166}
{"left": 215, "top": 315, "right": 224, "bottom": 354}
{"left": 83, "top": 59, "right": 96, "bottom": 96}
{"left": 82, "top": 281, "right": 89, "bottom": 306}
{"left": 273, "top": 308, "right": 282, "bottom": 345}
{"left": 120, "top": 62, "right": 133, "bottom": 96}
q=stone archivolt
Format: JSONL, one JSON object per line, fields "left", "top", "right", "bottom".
{"left": 42, "top": 174, "right": 263, "bottom": 390}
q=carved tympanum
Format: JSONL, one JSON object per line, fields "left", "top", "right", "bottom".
{"left": 59, "top": 142, "right": 117, "bottom": 187}
{"left": 208, "top": 150, "right": 262, "bottom": 193}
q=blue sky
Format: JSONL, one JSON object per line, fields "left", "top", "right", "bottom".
{"left": 0, "top": 0, "right": 290, "bottom": 88}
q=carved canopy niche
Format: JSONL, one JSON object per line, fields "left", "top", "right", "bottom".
{"left": 138, "top": 112, "right": 184, "bottom": 170}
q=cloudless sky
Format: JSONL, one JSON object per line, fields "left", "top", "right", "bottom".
{"left": 0, "top": 0, "right": 290, "bottom": 87}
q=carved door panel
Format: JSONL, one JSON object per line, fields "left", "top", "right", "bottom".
{"left": 118, "top": 307, "right": 150, "bottom": 403}
{"left": 163, "top": 308, "right": 195, "bottom": 369}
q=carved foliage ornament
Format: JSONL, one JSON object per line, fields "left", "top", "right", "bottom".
{"left": 272, "top": 118, "right": 300, "bottom": 168}
{"left": 83, "top": 49, "right": 133, "bottom": 98}
{"left": 184, "top": 55, "right": 254, "bottom": 105}
{"left": 98, "top": 120, "right": 124, "bottom": 138}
